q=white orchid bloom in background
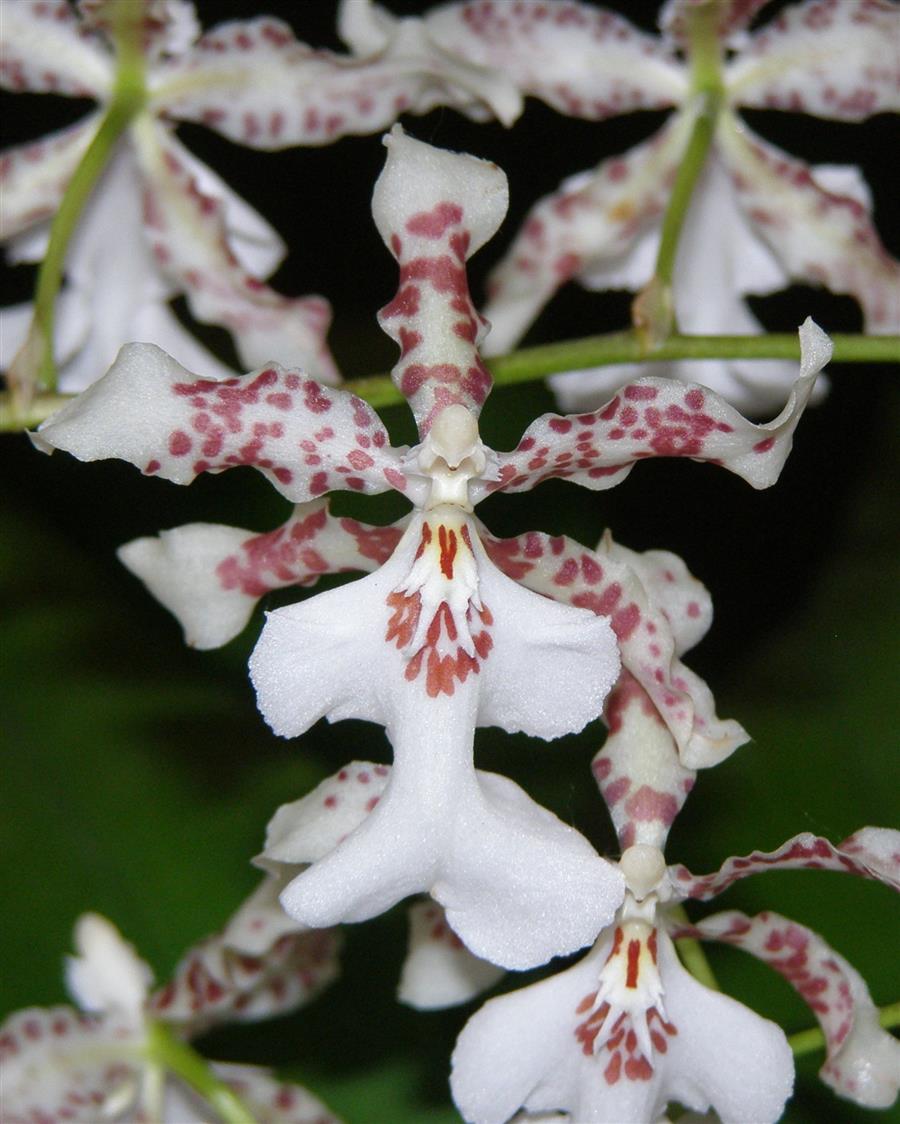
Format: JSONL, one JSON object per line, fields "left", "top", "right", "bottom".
{"left": 0, "top": 908, "right": 341, "bottom": 1123}
{"left": 451, "top": 826, "right": 900, "bottom": 1124}
{"left": 36, "top": 128, "right": 831, "bottom": 968}
{"left": 0, "top": 0, "right": 524, "bottom": 395}
{"left": 383, "top": 0, "right": 900, "bottom": 411}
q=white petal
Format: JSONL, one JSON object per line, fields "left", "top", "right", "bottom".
{"left": 654, "top": 933, "right": 794, "bottom": 1123}
{"left": 718, "top": 113, "right": 900, "bottom": 332}
{"left": 452, "top": 947, "right": 599, "bottom": 1124}
{"left": 727, "top": 0, "right": 900, "bottom": 119}
{"left": 550, "top": 155, "right": 818, "bottom": 417}
{"left": 398, "top": 899, "right": 505, "bottom": 1009}
{"left": 475, "top": 540, "right": 619, "bottom": 739}
{"left": 64, "top": 914, "right": 152, "bottom": 1024}
{"left": 209, "top": 1063, "right": 341, "bottom": 1124}
{"left": 0, "top": 1004, "right": 140, "bottom": 1122}
{"left": 374, "top": 125, "right": 508, "bottom": 430}
{"left": 453, "top": 928, "right": 793, "bottom": 1124}
{"left": 0, "top": 0, "right": 111, "bottom": 98}
{"left": 685, "top": 909, "right": 899, "bottom": 1110}
{"left": 154, "top": 6, "right": 520, "bottom": 147}
{"left": 132, "top": 120, "right": 340, "bottom": 381}
{"left": 671, "top": 827, "right": 900, "bottom": 899}
{"left": 168, "top": 139, "right": 287, "bottom": 279}
{"left": 424, "top": 0, "right": 686, "bottom": 117}
{"left": 482, "top": 114, "right": 691, "bottom": 356}
{"left": 435, "top": 770, "right": 624, "bottom": 969}
{"left": 254, "top": 513, "right": 624, "bottom": 967}
{"left": 36, "top": 343, "right": 400, "bottom": 501}
{"left": 480, "top": 318, "right": 832, "bottom": 500}
{"left": 0, "top": 117, "right": 99, "bottom": 242}
{"left": 119, "top": 523, "right": 264, "bottom": 649}
{"left": 119, "top": 503, "right": 396, "bottom": 650}
{"left": 263, "top": 761, "right": 392, "bottom": 866}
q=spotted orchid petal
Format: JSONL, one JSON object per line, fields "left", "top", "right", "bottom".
{"left": 77, "top": 0, "right": 202, "bottom": 62}
{"left": 251, "top": 511, "right": 622, "bottom": 968}
{"left": 2, "top": 139, "right": 289, "bottom": 391}
{"left": 451, "top": 922, "right": 793, "bottom": 1124}
{"left": 669, "top": 827, "right": 900, "bottom": 900}
{"left": 338, "top": 0, "right": 524, "bottom": 126}
{"left": 398, "top": 900, "right": 506, "bottom": 1010}
{"left": 549, "top": 156, "right": 819, "bottom": 417}
{"left": 0, "top": 1010, "right": 338, "bottom": 1124}
{"left": 262, "top": 761, "right": 393, "bottom": 869}
{"left": 203, "top": 1065, "right": 341, "bottom": 1124}
{"left": 4, "top": 150, "right": 242, "bottom": 393}
{"left": 0, "top": 1004, "right": 141, "bottom": 1124}
{"left": 481, "top": 114, "right": 692, "bottom": 357}
{"left": 420, "top": 0, "right": 686, "bottom": 119}
{"left": 36, "top": 343, "right": 405, "bottom": 501}
{"left": 152, "top": 3, "right": 521, "bottom": 151}
{"left": 0, "top": 0, "right": 111, "bottom": 98}
{"left": 726, "top": 0, "right": 900, "bottom": 119}
{"left": 717, "top": 113, "right": 900, "bottom": 331}
{"left": 485, "top": 527, "right": 746, "bottom": 769}
{"left": 0, "top": 119, "right": 98, "bottom": 243}
{"left": 593, "top": 674, "right": 697, "bottom": 851}
{"left": 118, "top": 502, "right": 406, "bottom": 649}
{"left": 374, "top": 126, "right": 506, "bottom": 433}
{"left": 150, "top": 895, "right": 340, "bottom": 1035}
{"left": 130, "top": 119, "right": 339, "bottom": 378}
{"left": 677, "top": 910, "right": 900, "bottom": 1110}
{"left": 835, "top": 826, "right": 900, "bottom": 886}
{"left": 474, "top": 318, "right": 832, "bottom": 500}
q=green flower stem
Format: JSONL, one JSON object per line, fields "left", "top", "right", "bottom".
{"left": 343, "top": 330, "right": 900, "bottom": 410}
{"left": 789, "top": 1000, "right": 900, "bottom": 1059}
{"left": 632, "top": 2, "right": 724, "bottom": 343}
{"left": 3, "top": 330, "right": 898, "bottom": 428}
{"left": 656, "top": 0, "right": 723, "bottom": 287}
{"left": 23, "top": 1, "right": 147, "bottom": 395}
{"left": 145, "top": 1021, "right": 257, "bottom": 1124}
{"left": 670, "top": 905, "right": 721, "bottom": 992}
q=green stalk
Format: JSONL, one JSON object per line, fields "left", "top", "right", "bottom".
{"left": 5, "top": 330, "right": 898, "bottom": 428}
{"left": 670, "top": 905, "right": 721, "bottom": 991}
{"left": 789, "top": 1000, "right": 900, "bottom": 1059}
{"left": 145, "top": 1021, "right": 257, "bottom": 1124}
{"left": 632, "top": 1, "right": 724, "bottom": 344}
{"left": 11, "top": 1, "right": 147, "bottom": 401}
{"left": 345, "top": 330, "right": 900, "bottom": 409}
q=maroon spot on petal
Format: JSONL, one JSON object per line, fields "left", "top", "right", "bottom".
{"left": 406, "top": 201, "right": 463, "bottom": 239}
{"left": 624, "top": 384, "right": 658, "bottom": 401}
{"left": 168, "top": 431, "right": 192, "bottom": 456}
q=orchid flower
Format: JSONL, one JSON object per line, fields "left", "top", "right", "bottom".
{"left": 36, "top": 128, "right": 830, "bottom": 968}
{"left": 382, "top": 0, "right": 900, "bottom": 411}
{"left": 252, "top": 529, "right": 742, "bottom": 1009}
{"left": 0, "top": 0, "right": 523, "bottom": 397}
{"left": 452, "top": 828, "right": 900, "bottom": 1124}
{"left": 0, "top": 905, "right": 341, "bottom": 1123}
{"left": 450, "top": 666, "right": 900, "bottom": 1123}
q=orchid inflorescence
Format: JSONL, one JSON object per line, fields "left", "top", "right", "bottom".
{"left": 1, "top": 1, "right": 898, "bottom": 1122}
